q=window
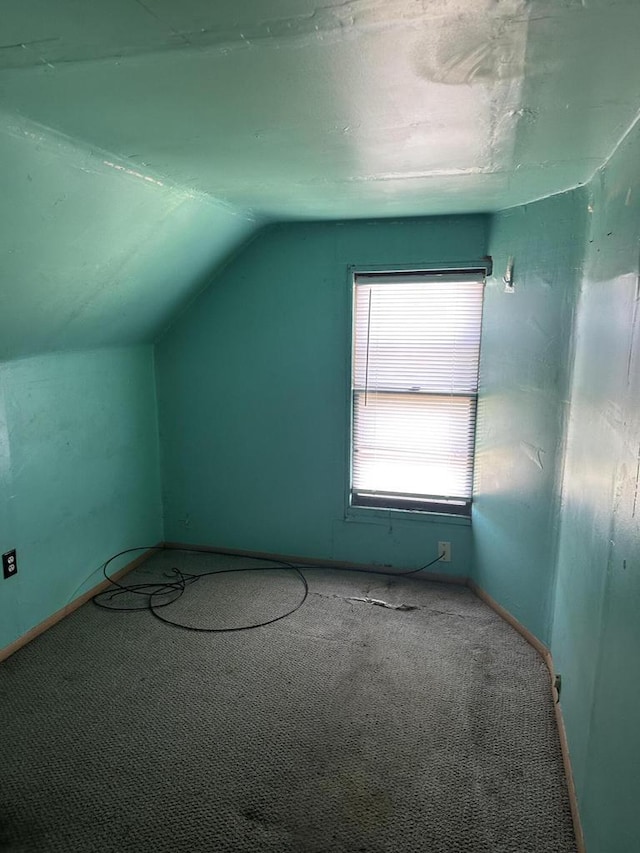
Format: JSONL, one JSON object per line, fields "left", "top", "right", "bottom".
{"left": 350, "top": 268, "right": 485, "bottom": 517}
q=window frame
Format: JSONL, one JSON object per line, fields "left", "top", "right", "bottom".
{"left": 344, "top": 260, "right": 490, "bottom": 525}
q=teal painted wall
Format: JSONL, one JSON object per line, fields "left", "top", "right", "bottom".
{"left": 0, "top": 113, "right": 256, "bottom": 361}
{"left": 550, "top": 121, "right": 640, "bottom": 853}
{"left": 156, "top": 216, "right": 488, "bottom": 574}
{"left": 0, "top": 347, "right": 162, "bottom": 649}
{"left": 473, "top": 191, "right": 588, "bottom": 643}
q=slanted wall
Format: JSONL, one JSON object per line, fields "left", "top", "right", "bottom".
{"left": 0, "top": 114, "right": 257, "bottom": 652}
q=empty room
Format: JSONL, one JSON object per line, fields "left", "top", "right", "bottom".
{"left": 1, "top": 1, "right": 639, "bottom": 851}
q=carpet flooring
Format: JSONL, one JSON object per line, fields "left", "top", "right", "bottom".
{"left": 0, "top": 551, "right": 577, "bottom": 852}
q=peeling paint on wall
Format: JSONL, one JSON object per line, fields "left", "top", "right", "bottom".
{"left": 520, "top": 441, "right": 545, "bottom": 471}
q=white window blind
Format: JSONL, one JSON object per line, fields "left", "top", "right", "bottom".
{"left": 351, "top": 270, "right": 485, "bottom": 515}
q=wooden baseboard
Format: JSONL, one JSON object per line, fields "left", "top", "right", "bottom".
{"left": 553, "top": 695, "right": 586, "bottom": 853}
{"left": 0, "top": 546, "right": 161, "bottom": 663}
{"left": 162, "top": 540, "right": 470, "bottom": 586}
{"left": 467, "top": 580, "right": 552, "bottom": 668}
{"left": 467, "top": 579, "right": 585, "bottom": 853}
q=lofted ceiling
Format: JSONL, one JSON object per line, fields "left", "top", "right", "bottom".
{"left": 1, "top": 0, "right": 639, "bottom": 359}
{"left": 1, "top": 0, "right": 640, "bottom": 220}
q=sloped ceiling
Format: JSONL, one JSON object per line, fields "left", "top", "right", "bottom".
{"left": 1, "top": 0, "right": 639, "bottom": 357}
{"left": 0, "top": 115, "right": 255, "bottom": 359}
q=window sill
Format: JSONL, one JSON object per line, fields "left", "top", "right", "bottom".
{"left": 344, "top": 505, "right": 472, "bottom": 527}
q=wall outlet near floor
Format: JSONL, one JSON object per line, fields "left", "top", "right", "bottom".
{"left": 553, "top": 674, "right": 562, "bottom": 701}
{"left": 438, "top": 542, "right": 451, "bottom": 562}
{"left": 3, "top": 549, "right": 17, "bottom": 579}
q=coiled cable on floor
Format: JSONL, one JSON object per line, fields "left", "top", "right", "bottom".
{"left": 92, "top": 545, "right": 444, "bottom": 633}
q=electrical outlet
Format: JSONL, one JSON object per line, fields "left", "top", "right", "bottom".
{"left": 553, "top": 674, "right": 562, "bottom": 701}
{"left": 437, "top": 542, "right": 451, "bottom": 563}
{"left": 2, "top": 549, "right": 17, "bottom": 579}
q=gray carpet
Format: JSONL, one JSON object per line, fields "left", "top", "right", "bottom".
{"left": 0, "top": 552, "right": 576, "bottom": 852}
